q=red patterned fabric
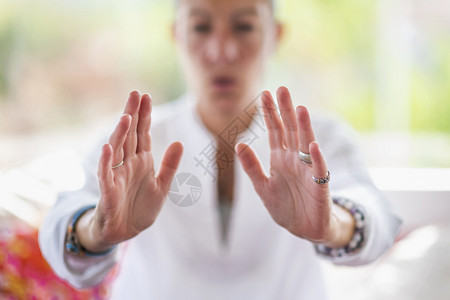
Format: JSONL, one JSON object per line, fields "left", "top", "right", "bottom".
{"left": 0, "top": 219, "right": 114, "bottom": 299}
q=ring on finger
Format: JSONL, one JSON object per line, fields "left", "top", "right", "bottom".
{"left": 112, "top": 160, "right": 124, "bottom": 169}
{"left": 312, "top": 171, "right": 330, "bottom": 185}
{"left": 299, "top": 150, "right": 312, "bottom": 166}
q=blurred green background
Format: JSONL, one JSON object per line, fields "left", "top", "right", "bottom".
{"left": 0, "top": 0, "right": 449, "bottom": 167}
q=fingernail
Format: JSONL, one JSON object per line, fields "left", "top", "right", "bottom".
{"left": 102, "top": 144, "right": 109, "bottom": 153}
{"left": 235, "top": 143, "right": 243, "bottom": 153}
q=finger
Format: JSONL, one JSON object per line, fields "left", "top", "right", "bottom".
{"left": 235, "top": 143, "right": 267, "bottom": 192}
{"left": 296, "top": 105, "right": 316, "bottom": 154}
{"left": 276, "top": 86, "right": 299, "bottom": 151}
{"left": 108, "top": 114, "right": 132, "bottom": 166}
{"left": 157, "top": 141, "right": 184, "bottom": 190}
{"left": 136, "top": 93, "right": 152, "bottom": 153}
{"left": 261, "top": 91, "right": 285, "bottom": 150}
{"left": 309, "top": 141, "right": 329, "bottom": 184}
{"left": 98, "top": 144, "right": 114, "bottom": 191}
{"left": 123, "top": 91, "right": 142, "bottom": 157}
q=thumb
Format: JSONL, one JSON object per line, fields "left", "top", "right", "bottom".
{"left": 157, "top": 141, "right": 184, "bottom": 190}
{"left": 235, "top": 143, "right": 267, "bottom": 192}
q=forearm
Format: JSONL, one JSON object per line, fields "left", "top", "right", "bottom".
{"left": 39, "top": 192, "right": 118, "bottom": 288}
{"left": 315, "top": 187, "right": 402, "bottom": 265}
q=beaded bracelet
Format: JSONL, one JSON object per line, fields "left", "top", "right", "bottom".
{"left": 314, "top": 196, "right": 367, "bottom": 258}
{"left": 65, "top": 205, "right": 116, "bottom": 257}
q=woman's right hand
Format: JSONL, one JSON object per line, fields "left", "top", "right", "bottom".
{"left": 77, "top": 91, "right": 183, "bottom": 253}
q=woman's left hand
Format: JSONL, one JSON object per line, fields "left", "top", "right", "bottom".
{"left": 236, "top": 87, "right": 352, "bottom": 247}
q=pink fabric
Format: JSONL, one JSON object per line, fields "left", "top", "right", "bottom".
{"left": 0, "top": 218, "right": 115, "bottom": 299}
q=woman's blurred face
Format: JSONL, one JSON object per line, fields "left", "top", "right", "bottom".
{"left": 174, "top": 0, "right": 280, "bottom": 116}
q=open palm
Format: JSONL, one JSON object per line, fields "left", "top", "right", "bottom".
{"left": 236, "top": 87, "right": 334, "bottom": 244}
{"left": 93, "top": 91, "right": 183, "bottom": 247}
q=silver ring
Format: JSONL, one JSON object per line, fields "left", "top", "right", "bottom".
{"left": 112, "top": 160, "right": 124, "bottom": 169}
{"left": 312, "top": 171, "right": 330, "bottom": 184}
{"left": 299, "top": 150, "right": 312, "bottom": 166}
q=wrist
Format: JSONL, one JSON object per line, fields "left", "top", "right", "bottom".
{"left": 322, "top": 204, "right": 355, "bottom": 248}
{"left": 65, "top": 205, "right": 116, "bottom": 256}
{"left": 77, "top": 208, "right": 117, "bottom": 253}
{"left": 315, "top": 197, "right": 367, "bottom": 258}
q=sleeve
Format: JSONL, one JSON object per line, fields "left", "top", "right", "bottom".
{"left": 38, "top": 140, "right": 119, "bottom": 289}
{"left": 314, "top": 116, "right": 402, "bottom": 266}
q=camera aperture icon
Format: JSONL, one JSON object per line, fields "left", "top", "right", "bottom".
{"left": 168, "top": 173, "right": 202, "bottom": 207}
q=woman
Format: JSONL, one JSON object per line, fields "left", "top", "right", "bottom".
{"left": 40, "top": 0, "right": 401, "bottom": 299}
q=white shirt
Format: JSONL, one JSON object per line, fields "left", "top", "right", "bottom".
{"left": 39, "top": 95, "right": 402, "bottom": 300}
